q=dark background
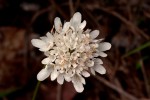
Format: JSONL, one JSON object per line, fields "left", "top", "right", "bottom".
{"left": 0, "top": 0, "right": 150, "bottom": 100}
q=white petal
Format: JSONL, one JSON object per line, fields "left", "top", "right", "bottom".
{"left": 82, "top": 71, "right": 90, "bottom": 77}
{"left": 79, "top": 75, "right": 86, "bottom": 84}
{"left": 41, "top": 57, "right": 50, "bottom": 64}
{"left": 71, "top": 12, "right": 81, "bottom": 28}
{"left": 46, "top": 32, "right": 54, "bottom": 40}
{"left": 79, "top": 20, "right": 86, "bottom": 30}
{"left": 62, "top": 22, "right": 70, "bottom": 32}
{"left": 51, "top": 70, "right": 59, "bottom": 81}
{"left": 50, "top": 49, "right": 58, "bottom": 55}
{"left": 99, "top": 52, "right": 107, "bottom": 57}
{"left": 39, "top": 43, "right": 53, "bottom": 52}
{"left": 67, "top": 69, "right": 75, "bottom": 77}
{"left": 86, "top": 60, "right": 94, "bottom": 67}
{"left": 72, "top": 75, "right": 84, "bottom": 93}
{"left": 94, "top": 58, "right": 103, "bottom": 64}
{"left": 92, "top": 38, "right": 104, "bottom": 43}
{"left": 64, "top": 74, "right": 71, "bottom": 82}
{"left": 54, "top": 17, "right": 62, "bottom": 32}
{"left": 49, "top": 55, "right": 56, "bottom": 62}
{"left": 46, "top": 65, "right": 54, "bottom": 72}
{"left": 39, "top": 44, "right": 50, "bottom": 51}
{"left": 73, "top": 82, "right": 84, "bottom": 93}
{"left": 40, "top": 36, "right": 48, "bottom": 42}
{"left": 90, "top": 68, "right": 95, "bottom": 75}
{"left": 93, "top": 53, "right": 99, "bottom": 57}
{"left": 98, "top": 42, "right": 111, "bottom": 51}
{"left": 31, "top": 39, "right": 45, "bottom": 48}
{"left": 37, "top": 68, "right": 50, "bottom": 81}
{"left": 40, "top": 42, "right": 53, "bottom": 51}
{"left": 57, "top": 74, "right": 64, "bottom": 85}
{"left": 90, "top": 30, "right": 99, "bottom": 39}
{"left": 94, "top": 65, "right": 106, "bottom": 74}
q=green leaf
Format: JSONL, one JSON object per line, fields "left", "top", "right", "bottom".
{"left": 123, "top": 41, "right": 150, "bottom": 58}
{"left": 135, "top": 56, "right": 149, "bottom": 69}
{"left": 136, "top": 63, "right": 141, "bottom": 69}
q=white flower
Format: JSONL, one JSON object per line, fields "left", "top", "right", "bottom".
{"left": 31, "top": 32, "right": 54, "bottom": 51}
{"left": 31, "top": 12, "right": 111, "bottom": 93}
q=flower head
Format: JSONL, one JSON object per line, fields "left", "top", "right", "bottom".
{"left": 31, "top": 12, "right": 111, "bottom": 93}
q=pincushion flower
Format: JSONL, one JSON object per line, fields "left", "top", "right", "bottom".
{"left": 31, "top": 12, "right": 111, "bottom": 93}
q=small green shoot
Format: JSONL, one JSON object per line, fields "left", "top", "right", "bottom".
{"left": 123, "top": 41, "right": 150, "bottom": 58}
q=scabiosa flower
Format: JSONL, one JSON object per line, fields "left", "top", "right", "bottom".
{"left": 31, "top": 12, "right": 111, "bottom": 93}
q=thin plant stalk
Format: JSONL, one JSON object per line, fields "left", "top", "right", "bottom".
{"left": 32, "top": 81, "right": 41, "bottom": 100}
{"left": 56, "top": 84, "right": 62, "bottom": 100}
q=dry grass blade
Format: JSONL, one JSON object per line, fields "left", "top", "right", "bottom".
{"left": 31, "top": 7, "right": 51, "bottom": 25}
{"left": 94, "top": 76, "right": 139, "bottom": 100}
{"left": 98, "top": 8, "right": 149, "bottom": 40}
{"left": 139, "top": 60, "right": 150, "bottom": 98}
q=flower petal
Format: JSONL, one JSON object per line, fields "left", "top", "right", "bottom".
{"left": 62, "top": 22, "right": 70, "bottom": 32}
{"left": 31, "top": 39, "right": 45, "bottom": 48}
{"left": 49, "top": 55, "right": 56, "bottom": 62}
{"left": 93, "top": 53, "right": 99, "bottom": 57}
{"left": 40, "top": 36, "right": 48, "bottom": 42}
{"left": 39, "top": 48, "right": 48, "bottom": 52}
{"left": 90, "top": 30, "right": 99, "bottom": 39}
{"left": 64, "top": 74, "right": 71, "bottom": 82}
{"left": 67, "top": 69, "right": 75, "bottom": 77}
{"left": 72, "top": 75, "right": 84, "bottom": 93}
{"left": 82, "top": 70, "right": 90, "bottom": 77}
{"left": 37, "top": 68, "right": 51, "bottom": 81}
{"left": 79, "top": 75, "right": 86, "bottom": 84}
{"left": 85, "top": 60, "right": 94, "bottom": 67}
{"left": 51, "top": 70, "right": 59, "bottom": 81}
{"left": 73, "top": 82, "right": 84, "bottom": 93}
{"left": 46, "top": 32, "right": 54, "bottom": 40}
{"left": 57, "top": 74, "right": 64, "bottom": 85}
{"left": 99, "top": 52, "right": 107, "bottom": 57}
{"left": 79, "top": 20, "right": 86, "bottom": 30}
{"left": 54, "top": 17, "right": 62, "bottom": 32}
{"left": 98, "top": 42, "right": 111, "bottom": 51}
{"left": 41, "top": 57, "right": 51, "bottom": 64}
{"left": 90, "top": 68, "right": 95, "bottom": 75}
{"left": 71, "top": 12, "right": 81, "bottom": 29}
{"left": 39, "top": 44, "right": 50, "bottom": 51}
{"left": 94, "top": 58, "right": 103, "bottom": 64}
{"left": 94, "top": 65, "right": 106, "bottom": 74}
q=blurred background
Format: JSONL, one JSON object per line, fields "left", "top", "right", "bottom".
{"left": 0, "top": 0, "right": 150, "bottom": 100}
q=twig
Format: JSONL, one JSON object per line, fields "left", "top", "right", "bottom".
{"left": 31, "top": 6, "right": 51, "bottom": 25}
{"left": 98, "top": 8, "right": 149, "bottom": 40}
{"left": 94, "top": 76, "right": 139, "bottom": 100}
{"left": 56, "top": 84, "right": 62, "bottom": 100}
{"left": 69, "top": 0, "right": 75, "bottom": 16}
{"left": 140, "top": 60, "right": 150, "bottom": 98}
{"left": 50, "top": 0, "right": 68, "bottom": 19}
{"left": 114, "top": 78, "right": 127, "bottom": 100}
{"left": 80, "top": 6, "right": 103, "bottom": 36}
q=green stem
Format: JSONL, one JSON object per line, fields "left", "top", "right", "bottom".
{"left": 32, "top": 81, "right": 41, "bottom": 100}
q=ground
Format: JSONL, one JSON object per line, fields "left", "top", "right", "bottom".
{"left": 0, "top": 0, "right": 150, "bottom": 100}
